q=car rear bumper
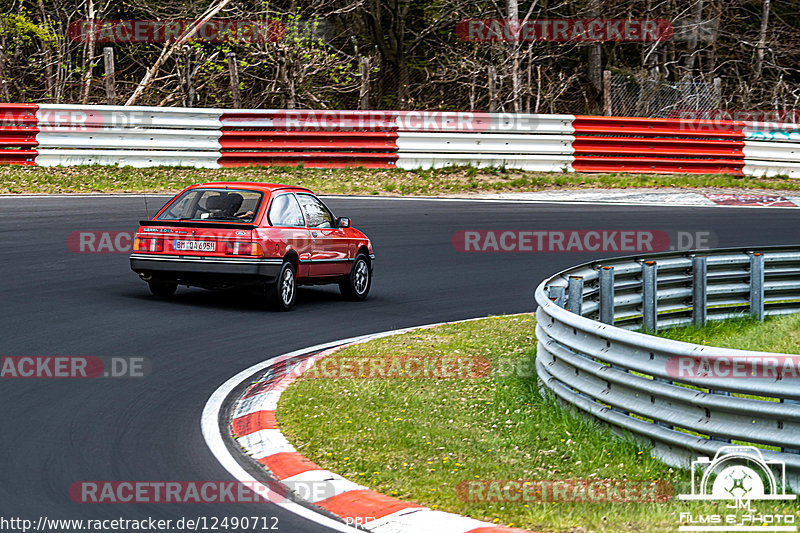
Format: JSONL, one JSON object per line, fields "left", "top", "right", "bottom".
{"left": 130, "top": 254, "right": 283, "bottom": 284}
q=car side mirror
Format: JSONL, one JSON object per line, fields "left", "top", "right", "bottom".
{"left": 337, "top": 217, "right": 351, "bottom": 228}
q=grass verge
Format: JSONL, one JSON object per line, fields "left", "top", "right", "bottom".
{"left": 276, "top": 315, "right": 798, "bottom": 532}
{"left": 3, "top": 164, "right": 800, "bottom": 195}
{"left": 656, "top": 313, "right": 800, "bottom": 354}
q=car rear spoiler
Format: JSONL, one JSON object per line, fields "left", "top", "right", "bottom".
{"left": 139, "top": 220, "right": 258, "bottom": 230}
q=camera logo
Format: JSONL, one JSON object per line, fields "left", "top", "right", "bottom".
{"left": 679, "top": 446, "right": 795, "bottom": 502}
{"left": 677, "top": 447, "right": 796, "bottom": 532}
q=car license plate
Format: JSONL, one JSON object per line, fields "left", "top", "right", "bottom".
{"left": 173, "top": 240, "right": 216, "bottom": 252}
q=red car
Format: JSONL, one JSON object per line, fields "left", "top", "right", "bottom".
{"left": 130, "top": 182, "right": 374, "bottom": 311}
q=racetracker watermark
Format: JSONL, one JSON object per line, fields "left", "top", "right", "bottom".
{"left": 69, "top": 230, "right": 285, "bottom": 254}
{"left": 4, "top": 109, "right": 557, "bottom": 133}
{"left": 453, "top": 230, "right": 715, "bottom": 253}
{"left": 671, "top": 110, "right": 800, "bottom": 130}
{"left": 70, "top": 479, "right": 361, "bottom": 506}
{"left": 0, "top": 356, "right": 150, "bottom": 378}
{"left": 457, "top": 479, "right": 673, "bottom": 503}
{"left": 67, "top": 19, "right": 324, "bottom": 43}
{"left": 456, "top": 18, "right": 673, "bottom": 42}
{"left": 70, "top": 481, "right": 281, "bottom": 504}
{"left": 23, "top": 109, "right": 164, "bottom": 132}
{"left": 221, "top": 110, "right": 550, "bottom": 132}
{"left": 273, "top": 355, "right": 492, "bottom": 379}
{"left": 667, "top": 355, "right": 800, "bottom": 379}
{"left": 68, "top": 231, "right": 135, "bottom": 253}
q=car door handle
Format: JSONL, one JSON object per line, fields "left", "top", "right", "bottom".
{"left": 311, "top": 231, "right": 318, "bottom": 237}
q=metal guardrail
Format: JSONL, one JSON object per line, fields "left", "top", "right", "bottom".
{"left": 534, "top": 245, "right": 800, "bottom": 491}
{"left": 3, "top": 103, "right": 800, "bottom": 174}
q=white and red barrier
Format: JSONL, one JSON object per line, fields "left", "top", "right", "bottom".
{"left": 1, "top": 102, "right": 798, "bottom": 176}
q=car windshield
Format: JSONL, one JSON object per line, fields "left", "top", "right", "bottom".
{"left": 156, "top": 189, "right": 263, "bottom": 223}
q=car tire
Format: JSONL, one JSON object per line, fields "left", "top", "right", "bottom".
{"left": 267, "top": 261, "right": 297, "bottom": 311}
{"left": 148, "top": 279, "right": 177, "bottom": 298}
{"left": 339, "top": 253, "right": 371, "bottom": 301}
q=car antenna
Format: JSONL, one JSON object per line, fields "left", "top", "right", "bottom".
{"left": 139, "top": 174, "right": 150, "bottom": 219}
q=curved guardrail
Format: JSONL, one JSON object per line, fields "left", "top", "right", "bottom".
{"left": 534, "top": 246, "right": 800, "bottom": 491}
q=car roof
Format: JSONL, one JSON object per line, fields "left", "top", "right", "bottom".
{"left": 191, "top": 182, "right": 314, "bottom": 194}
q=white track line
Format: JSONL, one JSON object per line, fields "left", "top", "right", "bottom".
{"left": 318, "top": 194, "right": 800, "bottom": 209}
{"left": 2, "top": 191, "right": 799, "bottom": 209}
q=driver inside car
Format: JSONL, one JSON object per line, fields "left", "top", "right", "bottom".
{"left": 223, "top": 193, "right": 255, "bottom": 219}
{"left": 200, "top": 192, "right": 253, "bottom": 220}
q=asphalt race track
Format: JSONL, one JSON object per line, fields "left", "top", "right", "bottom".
{"left": 0, "top": 195, "right": 797, "bottom": 532}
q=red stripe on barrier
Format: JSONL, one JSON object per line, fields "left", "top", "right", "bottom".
{"left": 0, "top": 103, "right": 39, "bottom": 128}
{"left": 219, "top": 130, "right": 398, "bottom": 151}
{"left": 314, "top": 489, "right": 423, "bottom": 522}
{"left": 218, "top": 152, "right": 398, "bottom": 169}
{"left": 0, "top": 128, "right": 39, "bottom": 148}
{"left": 0, "top": 149, "right": 38, "bottom": 165}
{"left": 0, "top": 104, "right": 39, "bottom": 164}
{"left": 231, "top": 411, "right": 277, "bottom": 437}
{"left": 573, "top": 115, "right": 745, "bottom": 139}
{"left": 572, "top": 156, "right": 744, "bottom": 175}
{"left": 220, "top": 110, "right": 397, "bottom": 131}
{"left": 257, "top": 452, "right": 321, "bottom": 480}
{"left": 572, "top": 136, "right": 745, "bottom": 158}
{"left": 572, "top": 115, "right": 745, "bottom": 176}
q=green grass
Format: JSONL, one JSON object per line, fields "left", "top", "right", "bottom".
{"left": 3, "top": 164, "right": 800, "bottom": 195}
{"left": 654, "top": 313, "right": 800, "bottom": 411}
{"left": 656, "top": 313, "right": 800, "bottom": 354}
{"left": 276, "top": 315, "right": 798, "bottom": 532}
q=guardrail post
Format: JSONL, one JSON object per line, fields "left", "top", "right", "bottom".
{"left": 781, "top": 399, "right": 800, "bottom": 454}
{"left": 642, "top": 261, "right": 658, "bottom": 332}
{"left": 749, "top": 252, "right": 765, "bottom": 321}
{"left": 548, "top": 285, "right": 565, "bottom": 307}
{"left": 599, "top": 266, "right": 614, "bottom": 325}
{"left": 708, "top": 385, "right": 732, "bottom": 441}
{"left": 692, "top": 256, "right": 707, "bottom": 327}
{"left": 566, "top": 276, "right": 583, "bottom": 315}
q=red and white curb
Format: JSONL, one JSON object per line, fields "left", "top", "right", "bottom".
{"left": 202, "top": 319, "right": 532, "bottom": 533}
{"left": 468, "top": 190, "right": 800, "bottom": 208}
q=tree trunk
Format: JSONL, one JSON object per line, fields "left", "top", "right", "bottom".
{"left": 103, "top": 47, "right": 115, "bottom": 104}
{"left": 507, "top": 0, "right": 521, "bottom": 113}
{"left": 37, "top": 0, "right": 55, "bottom": 100}
{"left": 683, "top": 0, "right": 704, "bottom": 73}
{"left": 395, "top": 57, "right": 410, "bottom": 108}
{"left": 279, "top": 53, "right": 296, "bottom": 109}
{"left": 80, "top": 0, "right": 96, "bottom": 104}
{"left": 227, "top": 52, "right": 241, "bottom": 108}
{"left": 0, "top": 36, "right": 10, "bottom": 101}
{"left": 755, "top": 0, "right": 770, "bottom": 78}
{"left": 488, "top": 65, "right": 497, "bottom": 112}
{"left": 587, "top": 0, "right": 602, "bottom": 93}
{"left": 359, "top": 57, "right": 370, "bottom": 110}
{"left": 603, "top": 70, "right": 612, "bottom": 115}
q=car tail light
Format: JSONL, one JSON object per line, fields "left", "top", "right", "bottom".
{"left": 225, "top": 241, "right": 264, "bottom": 256}
{"left": 134, "top": 237, "right": 164, "bottom": 252}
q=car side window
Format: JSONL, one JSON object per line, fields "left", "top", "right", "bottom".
{"left": 296, "top": 194, "right": 335, "bottom": 228}
{"left": 268, "top": 193, "right": 305, "bottom": 227}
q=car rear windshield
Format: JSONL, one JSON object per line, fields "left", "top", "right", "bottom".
{"left": 156, "top": 189, "right": 264, "bottom": 223}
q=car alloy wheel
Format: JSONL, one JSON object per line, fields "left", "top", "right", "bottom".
{"left": 280, "top": 267, "right": 295, "bottom": 306}
{"left": 353, "top": 258, "right": 369, "bottom": 295}
{"left": 339, "top": 253, "right": 371, "bottom": 301}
